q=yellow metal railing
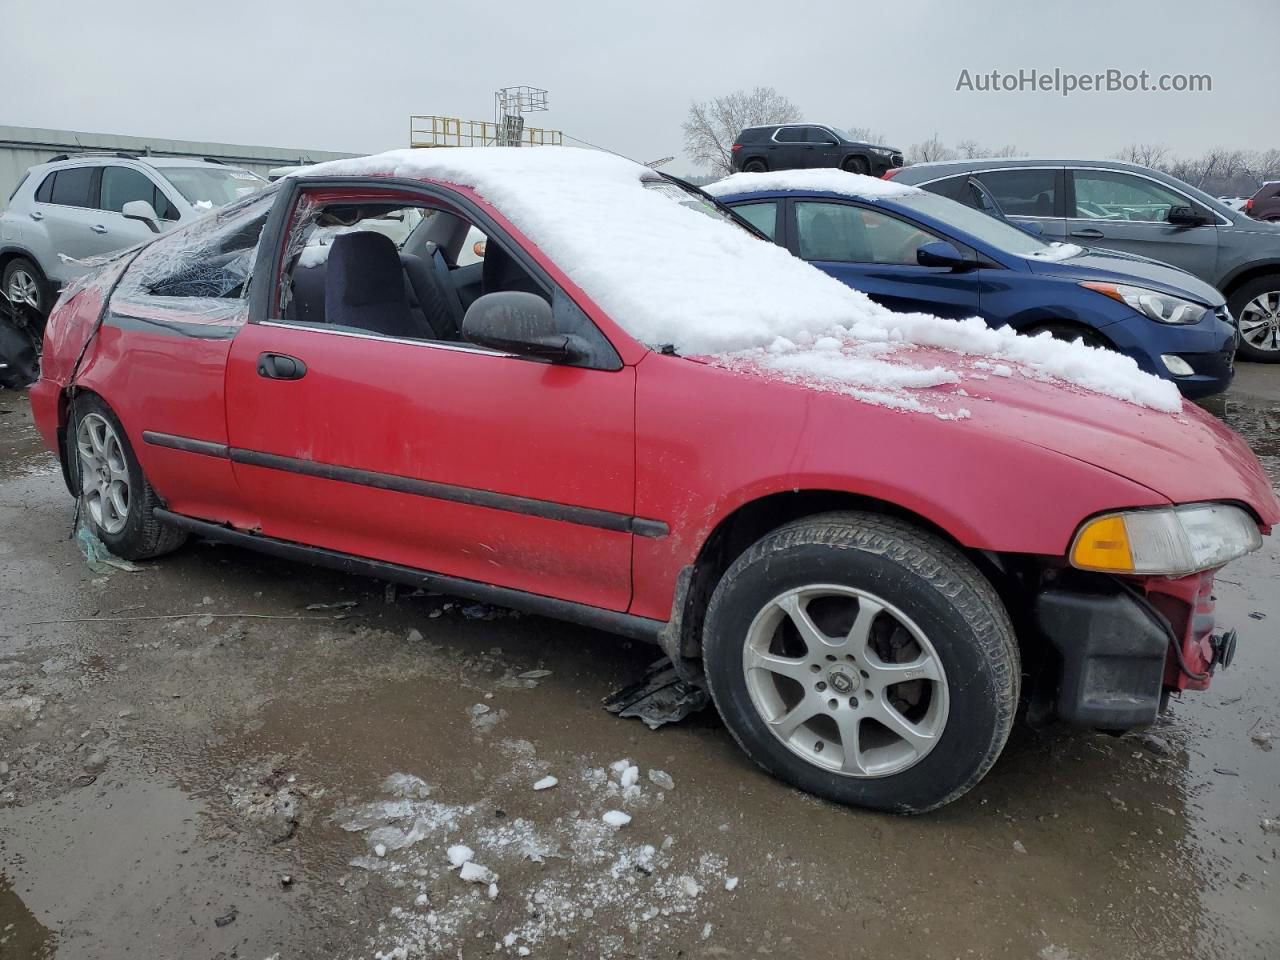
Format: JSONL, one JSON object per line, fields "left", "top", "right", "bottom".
{"left": 409, "top": 116, "right": 564, "bottom": 149}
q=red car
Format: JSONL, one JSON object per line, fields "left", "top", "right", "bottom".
{"left": 29, "top": 149, "right": 1280, "bottom": 813}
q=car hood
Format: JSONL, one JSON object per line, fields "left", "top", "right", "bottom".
{"left": 898, "top": 347, "right": 1279, "bottom": 524}
{"left": 1025, "top": 250, "right": 1224, "bottom": 306}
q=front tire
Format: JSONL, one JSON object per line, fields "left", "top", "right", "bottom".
{"left": 1229, "top": 276, "right": 1280, "bottom": 362}
{"left": 841, "top": 156, "right": 870, "bottom": 176}
{"left": 71, "top": 394, "right": 187, "bottom": 560}
{"left": 702, "top": 512, "right": 1019, "bottom": 813}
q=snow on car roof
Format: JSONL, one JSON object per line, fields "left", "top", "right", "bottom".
{"left": 703, "top": 169, "right": 921, "bottom": 202}
{"left": 295, "top": 148, "right": 1180, "bottom": 415}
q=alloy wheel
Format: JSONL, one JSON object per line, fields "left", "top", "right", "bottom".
{"left": 6, "top": 269, "right": 40, "bottom": 311}
{"left": 76, "top": 413, "right": 130, "bottom": 535}
{"left": 1238, "top": 290, "right": 1280, "bottom": 352}
{"left": 742, "top": 584, "right": 949, "bottom": 778}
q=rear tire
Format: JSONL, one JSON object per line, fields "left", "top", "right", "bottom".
{"left": 70, "top": 394, "right": 187, "bottom": 560}
{"left": 3, "top": 257, "right": 48, "bottom": 316}
{"left": 743, "top": 159, "right": 767, "bottom": 173}
{"left": 1228, "top": 275, "right": 1280, "bottom": 362}
{"left": 841, "top": 156, "right": 870, "bottom": 176}
{"left": 701, "top": 512, "right": 1019, "bottom": 813}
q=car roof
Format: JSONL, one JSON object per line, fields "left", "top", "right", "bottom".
{"left": 892, "top": 157, "right": 1162, "bottom": 180}
{"left": 35, "top": 155, "right": 251, "bottom": 172}
{"left": 705, "top": 169, "right": 920, "bottom": 203}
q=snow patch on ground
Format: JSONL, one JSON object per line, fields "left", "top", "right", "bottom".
{"left": 293, "top": 148, "right": 1181, "bottom": 415}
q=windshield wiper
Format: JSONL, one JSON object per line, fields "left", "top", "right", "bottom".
{"left": 656, "top": 172, "right": 772, "bottom": 242}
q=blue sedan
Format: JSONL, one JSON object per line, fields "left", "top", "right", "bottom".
{"left": 709, "top": 172, "right": 1238, "bottom": 398}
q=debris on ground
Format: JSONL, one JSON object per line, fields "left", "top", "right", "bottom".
{"left": 602, "top": 810, "right": 632, "bottom": 827}
{"left": 458, "top": 862, "right": 498, "bottom": 884}
{"left": 724, "top": 877, "right": 739, "bottom": 891}
{"left": 517, "top": 669, "right": 552, "bottom": 680}
{"left": 603, "top": 657, "right": 709, "bottom": 730}
{"left": 447, "top": 844, "right": 474, "bottom": 867}
{"left": 1134, "top": 733, "right": 1176, "bottom": 757}
{"left": 647, "top": 769, "right": 674, "bottom": 791}
{"left": 533, "top": 776, "right": 558, "bottom": 791}
{"left": 1262, "top": 818, "right": 1280, "bottom": 835}
{"left": 224, "top": 762, "right": 312, "bottom": 844}
{"left": 1013, "top": 840, "right": 1028, "bottom": 854}
{"left": 75, "top": 520, "right": 141, "bottom": 574}
{"left": 214, "top": 908, "right": 238, "bottom": 928}
{"left": 304, "top": 600, "right": 359, "bottom": 611}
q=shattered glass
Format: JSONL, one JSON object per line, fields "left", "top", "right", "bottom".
{"left": 111, "top": 186, "right": 279, "bottom": 329}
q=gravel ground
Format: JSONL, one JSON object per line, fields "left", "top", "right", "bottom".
{"left": 1, "top": 365, "right": 1278, "bottom": 960}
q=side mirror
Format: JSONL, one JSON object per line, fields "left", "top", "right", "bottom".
{"left": 121, "top": 200, "right": 161, "bottom": 233}
{"left": 462, "top": 292, "right": 582, "bottom": 362}
{"left": 916, "top": 240, "right": 970, "bottom": 270}
{"left": 1168, "top": 205, "right": 1206, "bottom": 226}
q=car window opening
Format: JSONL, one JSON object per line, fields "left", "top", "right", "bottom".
{"left": 278, "top": 199, "right": 545, "bottom": 346}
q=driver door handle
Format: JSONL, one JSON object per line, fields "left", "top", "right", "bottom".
{"left": 90, "top": 224, "right": 108, "bottom": 234}
{"left": 257, "top": 353, "right": 307, "bottom": 381}
{"left": 1070, "top": 228, "right": 1104, "bottom": 239}
{"left": 29, "top": 211, "right": 43, "bottom": 221}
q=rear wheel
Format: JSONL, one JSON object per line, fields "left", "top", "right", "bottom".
{"left": 841, "top": 156, "right": 870, "bottom": 176}
{"left": 71, "top": 395, "right": 187, "bottom": 560}
{"left": 1229, "top": 276, "right": 1280, "bottom": 362}
{"left": 743, "top": 159, "right": 767, "bottom": 173}
{"left": 3, "top": 257, "right": 47, "bottom": 315}
{"left": 701, "top": 512, "right": 1019, "bottom": 813}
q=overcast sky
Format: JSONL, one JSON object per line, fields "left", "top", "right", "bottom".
{"left": 4, "top": 0, "right": 1275, "bottom": 175}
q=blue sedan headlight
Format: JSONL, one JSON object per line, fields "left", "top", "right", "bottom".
{"left": 1081, "top": 282, "right": 1210, "bottom": 325}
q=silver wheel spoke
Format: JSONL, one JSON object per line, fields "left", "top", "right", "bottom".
{"left": 75, "top": 413, "right": 131, "bottom": 535}
{"left": 834, "top": 712, "right": 867, "bottom": 774}
{"left": 109, "top": 480, "right": 129, "bottom": 519}
{"left": 745, "top": 647, "right": 813, "bottom": 684}
{"left": 777, "top": 593, "right": 833, "bottom": 650}
{"left": 871, "top": 699, "right": 936, "bottom": 754}
{"left": 769, "top": 695, "right": 822, "bottom": 740}
{"left": 865, "top": 654, "right": 942, "bottom": 689}
{"left": 843, "top": 598, "right": 882, "bottom": 655}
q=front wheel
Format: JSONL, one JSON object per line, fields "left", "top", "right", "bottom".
{"left": 1229, "top": 276, "right": 1280, "bottom": 362}
{"left": 702, "top": 512, "right": 1019, "bottom": 813}
{"left": 71, "top": 394, "right": 187, "bottom": 560}
{"left": 841, "top": 156, "right": 870, "bottom": 176}
{"left": 4, "top": 257, "right": 47, "bottom": 316}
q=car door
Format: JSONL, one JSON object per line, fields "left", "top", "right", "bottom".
{"left": 1066, "top": 168, "right": 1219, "bottom": 279}
{"left": 97, "top": 165, "right": 183, "bottom": 252}
{"left": 32, "top": 165, "right": 105, "bottom": 277}
{"left": 971, "top": 167, "right": 1068, "bottom": 241}
{"left": 772, "top": 127, "right": 809, "bottom": 169}
{"left": 806, "top": 127, "right": 841, "bottom": 168}
{"left": 787, "top": 199, "right": 981, "bottom": 318}
{"left": 223, "top": 184, "right": 637, "bottom": 612}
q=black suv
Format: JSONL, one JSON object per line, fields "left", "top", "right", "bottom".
{"left": 730, "top": 124, "right": 904, "bottom": 176}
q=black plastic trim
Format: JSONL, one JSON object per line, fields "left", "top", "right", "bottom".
{"left": 142, "top": 431, "right": 229, "bottom": 458}
{"left": 154, "top": 509, "right": 665, "bottom": 643}
{"left": 140, "top": 432, "right": 667, "bottom": 538}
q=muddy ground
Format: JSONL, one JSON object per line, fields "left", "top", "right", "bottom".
{"left": 1, "top": 367, "right": 1277, "bottom": 960}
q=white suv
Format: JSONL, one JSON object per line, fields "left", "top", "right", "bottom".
{"left": 0, "top": 153, "right": 268, "bottom": 315}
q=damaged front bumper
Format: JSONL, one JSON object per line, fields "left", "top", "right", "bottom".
{"left": 1033, "top": 570, "right": 1230, "bottom": 730}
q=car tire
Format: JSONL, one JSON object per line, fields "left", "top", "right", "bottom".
{"left": 1026, "top": 322, "right": 1109, "bottom": 351}
{"left": 743, "top": 159, "right": 767, "bottom": 173}
{"left": 841, "top": 156, "right": 870, "bottom": 176}
{"left": 701, "top": 511, "right": 1019, "bottom": 814}
{"left": 70, "top": 394, "right": 187, "bottom": 560}
{"left": 1228, "top": 275, "right": 1280, "bottom": 362}
{"left": 3, "top": 257, "right": 47, "bottom": 316}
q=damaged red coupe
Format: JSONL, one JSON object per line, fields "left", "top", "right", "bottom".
{"left": 29, "top": 148, "right": 1280, "bottom": 813}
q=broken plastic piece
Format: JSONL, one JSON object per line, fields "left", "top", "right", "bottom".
{"left": 75, "top": 519, "right": 142, "bottom": 574}
{"left": 603, "top": 657, "right": 709, "bottom": 730}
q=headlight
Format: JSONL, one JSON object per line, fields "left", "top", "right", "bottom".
{"left": 1080, "top": 282, "right": 1209, "bottom": 325}
{"left": 1070, "top": 503, "right": 1261, "bottom": 576}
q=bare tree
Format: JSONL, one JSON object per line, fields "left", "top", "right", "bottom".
{"left": 1113, "top": 143, "right": 1171, "bottom": 170}
{"left": 1236, "top": 148, "right": 1280, "bottom": 189}
{"left": 907, "top": 135, "right": 954, "bottom": 164}
{"left": 953, "top": 140, "right": 1020, "bottom": 160}
{"left": 683, "top": 87, "right": 802, "bottom": 175}
{"left": 845, "top": 126, "right": 888, "bottom": 145}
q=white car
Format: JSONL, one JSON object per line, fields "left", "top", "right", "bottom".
{"left": 0, "top": 154, "right": 268, "bottom": 314}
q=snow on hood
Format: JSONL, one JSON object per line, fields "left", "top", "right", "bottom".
{"left": 295, "top": 148, "right": 1182, "bottom": 416}
{"left": 704, "top": 169, "right": 921, "bottom": 202}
